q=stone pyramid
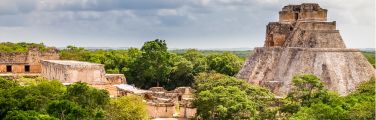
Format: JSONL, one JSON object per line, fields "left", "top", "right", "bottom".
{"left": 236, "top": 3, "right": 374, "bottom": 96}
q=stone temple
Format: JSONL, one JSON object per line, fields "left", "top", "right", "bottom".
{"left": 236, "top": 3, "right": 374, "bottom": 96}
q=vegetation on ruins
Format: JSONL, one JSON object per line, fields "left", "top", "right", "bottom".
{"left": 0, "top": 42, "right": 53, "bottom": 52}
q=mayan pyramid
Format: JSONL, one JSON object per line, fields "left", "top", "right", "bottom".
{"left": 236, "top": 3, "right": 374, "bottom": 96}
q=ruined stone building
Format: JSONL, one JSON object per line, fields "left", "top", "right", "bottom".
{"left": 0, "top": 48, "right": 59, "bottom": 73}
{"left": 236, "top": 3, "right": 375, "bottom": 96}
{"left": 115, "top": 85, "right": 196, "bottom": 119}
{"left": 0, "top": 47, "right": 125, "bottom": 97}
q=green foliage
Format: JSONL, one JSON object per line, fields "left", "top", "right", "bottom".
{"left": 105, "top": 95, "right": 148, "bottom": 120}
{"left": 279, "top": 75, "right": 375, "bottom": 120}
{"left": 166, "top": 54, "right": 195, "bottom": 90}
{"left": 64, "top": 82, "right": 110, "bottom": 119}
{"left": 60, "top": 45, "right": 88, "bottom": 61}
{"left": 286, "top": 74, "right": 326, "bottom": 107}
{"left": 194, "top": 72, "right": 272, "bottom": 98}
{"left": 5, "top": 110, "right": 57, "bottom": 120}
{"left": 0, "top": 77, "right": 18, "bottom": 89}
{"left": 0, "top": 78, "right": 112, "bottom": 120}
{"left": 194, "top": 72, "right": 274, "bottom": 119}
{"left": 344, "top": 77, "right": 375, "bottom": 120}
{"left": 195, "top": 86, "right": 256, "bottom": 120}
{"left": 182, "top": 49, "right": 208, "bottom": 74}
{"left": 206, "top": 52, "right": 243, "bottom": 76}
{"left": 0, "top": 42, "right": 52, "bottom": 52}
{"left": 291, "top": 103, "right": 348, "bottom": 120}
{"left": 65, "top": 82, "right": 109, "bottom": 109}
{"left": 362, "top": 51, "right": 375, "bottom": 68}
{"left": 128, "top": 39, "right": 173, "bottom": 88}
{"left": 47, "top": 100, "right": 86, "bottom": 120}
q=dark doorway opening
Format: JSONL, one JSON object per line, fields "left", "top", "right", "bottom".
{"left": 25, "top": 65, "right": 30, "bottom": 72}
{"left": 178, "top": 95, "right": 182, "bottom": 101}
{"left": 295, "top": 13, "right": 299, "bottom": 20}
{"left": 6, "top": 65, "right": 12, "bottom": 72}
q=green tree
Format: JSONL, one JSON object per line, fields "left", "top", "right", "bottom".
{"left": 47, "top": 100, "right": 86, "bottom": 120}
{"left": 5, "top": 110, "right": 57, "bottom": 120}
{"left": 280, "top": 74, "right": 330, "bottom": 115}
{"left": 280, "top": 75, "right": 375, "bottom": 120}
{"left": 60, "top": 45, "right": 88, "bottom": 61}
{"left": 127, "top": 39, "right": 173, "bottom": 89}
{"left": 291, "top": 103, "right": 348, "bottom": 120}
{"left": 20, "top": 80, "right": 66, "bottom": 113}
{"left": 182, "top": 49, "right": 208, "bottom": 74}
{"left": 105, "top": 95, "right": 148, "bottom": 120}
{"left": 344, "top": 77, "right": 375, "bottom": 120}
{"left": 0, "top": 77, "right": 18, "bottom": 89}
{"left": 64, "top": 82, "right": 109, "bottom": 119}
{"left": 206, "top": 52, "right": 242, "bottom": 76}
{"left": 194, "top": 72, "right": 274, "bottom": 119}
{"left": 166, "top": 54, "right": 194, "bottom": 90}
{"left": 285, "top": 74, "right": 327, "bottom": 107}
{"left": 195, "top": 86, "right": 256, "bottom": 120}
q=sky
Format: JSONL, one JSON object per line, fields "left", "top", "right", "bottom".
{"left": 0, "top": 0, "right": 374, "bottom": 49}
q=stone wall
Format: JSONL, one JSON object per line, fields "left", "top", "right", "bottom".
{"left": 147, "top": 104, "right": 176, "bottom": 118}
{"left": 237, "top": 47, "right": 374, "bottom": 96}
{"left": 0, "top": 48, "right": 59, "bottom": 74}
{"left": 41, "top": 60, "right": 107, "bottom": 84}
{"left": 105, "top": 74, "right": 126, "bottom": 84}
{"left": 264, "top": 22, "right": 293, "bottom": 47}
{"left": 279, "top": 3, "right": 327, "bottom": 23}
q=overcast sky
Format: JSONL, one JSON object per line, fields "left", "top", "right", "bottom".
{"left": 0, "top": 0, "right": 374, "bottom": 49}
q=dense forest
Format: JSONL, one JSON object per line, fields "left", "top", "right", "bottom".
{"left": 0, "top": 41, "right": 374, "bottom": 120}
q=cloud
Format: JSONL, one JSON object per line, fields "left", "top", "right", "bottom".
{"left": 0, "top": 0, "right": 38, "bottom": 15}
{"left": 0, "top": 0, "right": 373, "bottom": 48}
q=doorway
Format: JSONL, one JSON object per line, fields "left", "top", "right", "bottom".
{"left": 25, "top": 65, "right": 30, "bottom": 72}
{"left": 6, "top": 65, "right": 12, "bottom": 72}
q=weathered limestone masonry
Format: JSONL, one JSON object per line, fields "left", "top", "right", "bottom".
{"left": 41, "top": 60, "right": 107, "bottom": 84}
{"left": 41, "top": 60, "right": 126, "bottom": 97}
{"left": 115, "top": 86, "right": 196, "bottom": 119}
{"left": 236, "top": 3, "right": 374, "bottom": 96}
{"left": 0, "top": 48, "right": 59, "bottom": 73}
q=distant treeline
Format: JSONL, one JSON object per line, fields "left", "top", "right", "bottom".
{"left": 0, "top": 42, "right": 53, "bottom": 52}
{"left": 170, "top": 49, "right": 253, "bottom": 59}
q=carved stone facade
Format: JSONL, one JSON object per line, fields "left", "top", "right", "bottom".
{"left": 237, "top": 3, "right": 374, "bottom": 96}
{"left": 0, "top": 48, "right": 59, "bottom": 73}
